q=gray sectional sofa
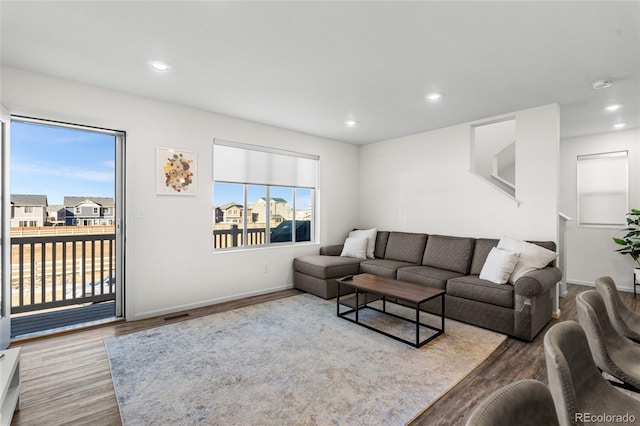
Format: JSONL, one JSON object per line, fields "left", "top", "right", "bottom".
{"left": 293, "top": 231, "right": 562, "bottom": 341}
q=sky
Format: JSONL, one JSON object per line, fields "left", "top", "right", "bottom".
{"left": 10, "top": 121, "right": 115, "bottom": 205}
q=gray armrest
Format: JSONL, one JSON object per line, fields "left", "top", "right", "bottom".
{"left": 320, "top": 244, "right": 344, "bottom": 256}
{"left": 514, "top": 267, "right": 562, "bottom": 297}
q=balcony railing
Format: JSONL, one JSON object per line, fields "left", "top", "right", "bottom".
{"left": 213, "top": 221, "right": 311, "bottom": 249}
{"left": 214, "top": 225, "right": 266, "bottom": 248}
{"left": 10, "top": 234, "right": 116, "bottom": 314}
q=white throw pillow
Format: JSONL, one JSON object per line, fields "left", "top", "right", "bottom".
{"left": 479, "top": 247, "right": 520, "bottom": 284}
{"left": 348, "top": 228, "right": 378, "bottom": 259}
{"left": 497, "top": 236, "right": 557, "bottom": 283}
{"left": 340, "top": 237, "right": 368, "bottom": 259}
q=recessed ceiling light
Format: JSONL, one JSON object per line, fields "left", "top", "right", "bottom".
{"left": 613, "top": 123, "right": 626, "bottom": 129}
{"left": 149, "top": 60, "right": 171, "bottom": 72}
{"left": 426, "top": 93, "right": 442, "bottom": 101}
{"left": 344, "top": 120, "right": 357, "bottom": 128}
{"left": 592, "top": 79, "right": 612, "bottom": 90}
{"left": 604, "top": 104, "right": 622, "bottom": 112}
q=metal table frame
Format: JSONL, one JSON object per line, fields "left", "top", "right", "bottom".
{"left": 337, "top": 279, "right": 445, "bottom": 348}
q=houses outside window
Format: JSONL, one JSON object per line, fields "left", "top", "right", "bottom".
{"left": 9, "top": 194, "right": 48, "bottom": 227}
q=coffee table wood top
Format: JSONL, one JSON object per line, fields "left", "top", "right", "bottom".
{"left": 339, "top": 273, "right": 444, "bottom": 304}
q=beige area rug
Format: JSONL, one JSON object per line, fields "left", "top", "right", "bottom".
{"left": 104, "top": 293, "right": 506, "bottom": 425}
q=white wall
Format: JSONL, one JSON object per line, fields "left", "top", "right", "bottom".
{"left": 560, "top": 128, "right": 640, "bottom": 292}
{"left": 358, "top": 104, "right": 560, "bottom": 242}
{"left": 0, "top": 66, "right": 360, "bottom": 319}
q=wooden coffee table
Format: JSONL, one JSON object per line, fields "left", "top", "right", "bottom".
{"left": 336, "top": 273, "right": 445, "bottom": 348}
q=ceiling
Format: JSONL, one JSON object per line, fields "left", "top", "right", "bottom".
{"left": 1, "top": 1, "right": 638, "bottom": 145}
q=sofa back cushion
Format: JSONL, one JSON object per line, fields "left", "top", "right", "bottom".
{"left": 470, "top": 238, "right": 500, "bottom": 275}
{"left": 422, "top": 235, "right": 475, "bottom": 274}
{"left": 383, "top": 232, "right": 428, "bottom": 264}
{"left": 374, "top": 231, "right": 390, "bottom": 259}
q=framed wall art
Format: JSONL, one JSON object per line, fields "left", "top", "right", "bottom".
{"left": 156, "top": 147, "right": 197, "bottom": 195}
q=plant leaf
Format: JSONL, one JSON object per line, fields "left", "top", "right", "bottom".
{"left": 613, "top": 237, "right": 628, "bottom": 245}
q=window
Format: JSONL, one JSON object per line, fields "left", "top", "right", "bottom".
{"left": 75, "top": 207, "right": 81, "bottom": 214}
{"left": 93, "top": 207, "right": 99, "bottom": 214}
{"left": 577, "top": 151, "right": 628, "bottom": 227}
{"left": 213, "top": 140, "right": 318, "bottom": 250}
{"left": 24, "top": 206, "right": 33, "bottom": 213}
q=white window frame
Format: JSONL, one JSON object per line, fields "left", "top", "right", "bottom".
{"left": 212, "top": 139, "right": 318, "bottom": 251}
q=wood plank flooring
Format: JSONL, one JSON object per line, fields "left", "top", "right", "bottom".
{"left": 9, "top": 284, "right": 639, "bottom": 426}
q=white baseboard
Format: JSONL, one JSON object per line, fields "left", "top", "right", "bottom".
{"left": 130, "top": 283, "right": 294, "bottom": 321}
{"left": 567, "top": 279, "right": 635, "bottom": 294}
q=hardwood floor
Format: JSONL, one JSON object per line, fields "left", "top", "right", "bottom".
{"left": 9, "top": 284, "right": 639, "bottom": 426}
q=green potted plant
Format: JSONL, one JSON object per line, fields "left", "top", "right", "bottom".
{"left": 613, "top": 208, "right": 640, "bottom": 282}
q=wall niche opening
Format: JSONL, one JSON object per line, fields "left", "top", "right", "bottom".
{"left": 471, "top": 117, "right": 517, "bottom": 199}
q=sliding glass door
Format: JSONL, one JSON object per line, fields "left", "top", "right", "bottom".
{"left": 8, "top": 116, "right": 125, "bottom": 338}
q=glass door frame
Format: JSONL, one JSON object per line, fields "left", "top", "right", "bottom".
{"left": 0, "top": 106, "right": 10, "bottom": 348}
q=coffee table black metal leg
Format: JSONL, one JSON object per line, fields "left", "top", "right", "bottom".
{"left": 441, "top": 294, "right": 445, "bottom": 332}
{"left": 355, "top": 288, "right": 359, "bottom": 322}
{"left": 416, "top": 302, "right": 420, "bottom": 347}
{"left": 336, "top": 281, "right": 341, "bottom": 316}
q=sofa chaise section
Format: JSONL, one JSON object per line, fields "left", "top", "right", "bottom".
{"left": 292, "top": 232, "right": 391, "bottom": 299}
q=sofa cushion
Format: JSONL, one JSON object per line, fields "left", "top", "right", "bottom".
{"left": 422, "top": 235, "right": 475, "bottom": 274}
{"left": 479, "top": 247, "right": 520, "bottom": 284}
{"left": 384, "top": 232, "right": 428, "bottom": 264}
{"left": 293, "top": 255, "right": 363, "bottom": 280}
{"left": 348, "top": 228, "right": 377, "bottom": 259}
{"left": 340, "top": 237, "right": 368, "bottom": 259}
{"left": 447, "top": 275, "right": 514, "bottom": 308}
{"left": 497, "top": 237, "right": 558, "bottom": 283}
{"left": 397, "top": 266, "right": 464, "bottom": 290}
{"left": 374, "top": 231, "right": 390, "bottom": 259}
{"left": 470, "top": 238, "right": 499, "bottom": 275}
{"left": 528, "top": 241, "right": 557, "bottom": 265}
{"left": 360, "top": 259, "right": 416, "bottom": 278}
